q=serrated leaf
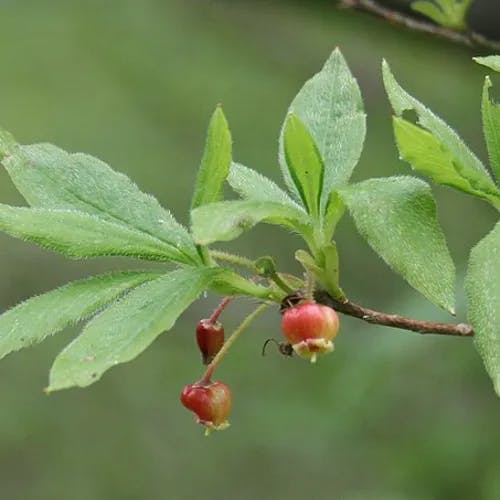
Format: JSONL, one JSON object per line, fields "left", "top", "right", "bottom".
{"left": 339, "top": 176, "right": 456, "bottom": 312}
{"left": 283, "top": 113, "right": 324, "bottom": 218}
{"left": 393, "top": 117, "right": 500, "bottom": 206}
{"left": 227, "top": 163, "right": 303, "bottom": 211}
{"left": 481, "top": 77, "right": 500, "bottom": 183}
{"left": 47, "top": 267, "right": 215, "bottom": 391}
{"left": 279, "top": 48, "right": 366, "bottom": 209}
{"left": 474, "top": 56, "right": 500, "bottom": 73}
{"left": 466, "top": 221, "right": 500, "bottom": 396}
{"left": 0, "top": 271, "right": 160, "bottom": 360}
{"left": 384, "top": 61, "right": 499, "bottom": 204}
{"left": 0, "top": 139, "right": 199, "bottom": 264}
{"left": 191, "top": 200, "right": 312, "bottom": 245}
{"left": 191, "top": 106, "right": 232, "bottom": 210}
{"left": 0, "top": 205, "right": 181, "bottom": 261}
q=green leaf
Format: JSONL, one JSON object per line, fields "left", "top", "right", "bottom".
{"left": 339, "top": 176, "right": 456, "bottom": 312}
{"left": 393, "top": 117, "right": 500, "bottom": 206}
{"left": 0, "top": 205, "right": 182, "bottom": 261}
{"left": 227, "top": 163, "right": 303, "bottom": 211}
{"left": 481, "top": 77, "right": 500, "bottom": 183}
{"left": 279, "top": 48, "right": 366, "bottom": 209}
{"left": 191, "top": 200, "right": 312, "bottom": 245}
{"left": 0, "top": 139, "right": 199, "bottom": 264}
{"left": 411, "top": 1, "right": 448, "bottom": 26}
{"left": 324, "top": 190, "right": 345, "bottom": 239}
{"left": 0, "top": 271, "right": 160, "bottom": 360}
{"left": 47, "top": 267, "right": 215, "bottom": 391}
{"left": 191, "top": 106, "right": 232, "bottom": 210}
{"left": 473, "top": 56, "right": 500, "bottom": 73}
{"left": 411, "top": 0, "right": 471, "bottom": 30}
{"left": 384, "top": 61, "right": 499, "bottom": 203}
{"left": 283, "top": 113, "right": 324, "bottom": 218}
{"left": 466, "top": 221, "right": 500, "bottom": 397}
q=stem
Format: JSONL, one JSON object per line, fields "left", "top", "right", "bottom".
{"left": 315, "top": 291, "right": 474, "bottom": 337}
{"left": 304, "top": 271, "right": 315, "bottom": 302}
{"left": 269, "top": 272, "right": 295, "bottom": 294}
{"left": 339, "top": 0, "right": 500, "bottom": 51}
{"left": 209, "top": 296, "right": 234, "bottom": 324}
{"left": 202, "top": 303, "right": 269, "bottom": 383}
{"left": 209, "top": 250, "right": 257, "bottom": 272}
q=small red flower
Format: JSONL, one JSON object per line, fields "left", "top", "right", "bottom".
{"left": 196, "top": 319, "right": 224, "bottom": 365}
{"left": 281, "top": 302, "right": 339, "bottom": 362}
{"left": 180, "top": 380, "right": 231, "bottom": 434}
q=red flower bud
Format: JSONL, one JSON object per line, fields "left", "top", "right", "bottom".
{"left": 180, "top": 380, "right": 231, "bottom": 434}
{"left": 196, "top": 319, "right": 224, "bottom": 364}
{"left": 281, "top": 302, "right": 339, "bottom": 363}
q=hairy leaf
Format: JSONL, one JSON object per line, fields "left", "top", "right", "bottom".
{"left": 279, "top": 48, "right": 366, "bottom": 209}
{"left": 47, "top": 267, "right": 215, "bottom": 391}
{"left": 283, "top": 113, "right": 324, "bottom": 218}
{"left": 0, "top": 271, "right": 160, "bottom": 360}
{"left": 339, "top": 176, "right": 456, "bottom": 312}
{"left": 393, "top": 117, "right": 500, "bottom": 206}
{"left": 191, "top": 200, "right": 312, "bottom": 245}
{"left": 466, "top": 222, "right": 500, "bottom": 397}
{"left": 383, "top": 60, "right": 499, "bottom": 204}
{"left": 473, "top": 56, "right": 500, "bottom": 73}
{"left": 0, "top": 139, "right": 199, "bottom": 264}
{"left": 481, "top": 77, "right": 500, "bottom": 183}
{"left": 191, "top": 106, "right": 232, "bottom": 210}
{"left": 228, "top": 163, "right": 303, "bottom": 211}
{"left": 0, "top": 205, "right": 182, "bottom": 261}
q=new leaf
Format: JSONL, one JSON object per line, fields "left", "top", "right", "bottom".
{"left": 191, "top": 106, "right": 232, "bottom": 210}
{"left": 279, "top": 48, "right": 366, "bottom": 210}
{"left": 283, "top": 113, "right": 324, "bottom": 219}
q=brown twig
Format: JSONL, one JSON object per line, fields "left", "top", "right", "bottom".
{"left": 338, "top": 0, "right": 500, "bottom": 51}
{"left": 315, "top": 290, "right": 474, "bottom": 337}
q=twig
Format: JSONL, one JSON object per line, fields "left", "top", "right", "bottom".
{"left": 339, "top": 0, "right": 500, "bottom": 51}
{"left": 315, "top": 290, "right": 474, "bottom": 337}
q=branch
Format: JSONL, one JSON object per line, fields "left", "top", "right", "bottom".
{"left": 339, "top": 0, "right": 500, "bottom": 51}
{"left": 315, "top": 290, "right": 474, "bottom": 337}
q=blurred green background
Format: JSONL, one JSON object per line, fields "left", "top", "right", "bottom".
{"left": 0, "top": 1, "right": 499, "bottom": 499}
